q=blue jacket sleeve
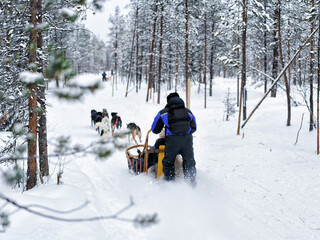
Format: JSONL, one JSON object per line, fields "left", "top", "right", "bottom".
{"left": 151, "top": 112, "right": 164, "bottom": 134}
{"left": 188, "top": 109, "right": 197, "bottom": 134}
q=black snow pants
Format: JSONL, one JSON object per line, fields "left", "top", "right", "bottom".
{"left": 162, "top": 134, "right": 196, "bottom": 181}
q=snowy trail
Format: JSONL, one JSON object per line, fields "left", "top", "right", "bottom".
{"left": 2, "top": 74, "right": 320, "bottom": 239}
{"left": 45, "top": 77, "right": 241, "bottom": 239}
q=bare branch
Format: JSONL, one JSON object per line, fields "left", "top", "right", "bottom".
{"left": 0, "top": 192, "right": 144, "bottom": 223}
{"left": 294, "top": 113, "right": 304, "bottom": 146}
{"left": 248, "top": 65, "right": 299, "bottom": 106}
{"left": 10, "top": 200, "right": 90, "bottom": 215}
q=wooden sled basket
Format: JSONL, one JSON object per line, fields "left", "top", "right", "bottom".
{"left": 125, "top": 129, "right": 165, "bottom": 178}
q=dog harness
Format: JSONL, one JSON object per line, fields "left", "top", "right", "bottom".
{"left": 128, "top": 123, "right": 137, "bottom": 130}
{"left": 112, "top": 117, "right": 120, "bottom": 128}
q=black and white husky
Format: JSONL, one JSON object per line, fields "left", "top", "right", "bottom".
{"left": 95, "top": 116, "right": 111, "bottom": 137}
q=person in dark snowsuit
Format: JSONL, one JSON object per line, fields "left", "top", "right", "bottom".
{"left": 102, "top": 72, "right": 107, "bottom": 81}
{"left": 151, "top": 92, "right": 197, "bottom": 183}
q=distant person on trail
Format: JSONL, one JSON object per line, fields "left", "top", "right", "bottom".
{"left": 151, "top": 92, "right": 197, "bottom": 184}
{"left": 102, "top": 71, "right": 107, "bottom": 81}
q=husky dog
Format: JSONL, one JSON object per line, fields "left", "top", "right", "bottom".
{"left": 110, "top": 112, "right": 122, "bottom": 135}
{"left": 126, "top": 122, "right": 142, "bottom": 145}
{"left": 95, "top": 116, "right": 111, "bottom": 137}
{"left": 91, "top": 110, "right": 97, "bottom": 126}
{"left": 102, "top": 108, "right": 109, "bottom": 118}
{"left": 91, "top": 110, "right": 103, "bottom": 126}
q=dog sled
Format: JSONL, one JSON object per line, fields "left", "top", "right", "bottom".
{"left": 125, "top": 129, "right": 165, "bottom": 178}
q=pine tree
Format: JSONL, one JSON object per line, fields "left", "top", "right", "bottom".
{"left": 26, "top": 0, "right": 39, "bottom": 190}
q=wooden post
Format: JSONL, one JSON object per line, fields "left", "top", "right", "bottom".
{"left": 186, "top": 79, "right": 191, "bottom": 109}
{"left": 112, "top": 74, "right": 114, "bottom": 97}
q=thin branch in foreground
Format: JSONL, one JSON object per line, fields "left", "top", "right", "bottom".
{"left": 112, "top": 196, "right": 134, "bottom": 217}
{"left": 9, "top": 200, "right": 90, "bottom": 216}
{"left": 0, "top": 192, "right": 158, "bottom": 231}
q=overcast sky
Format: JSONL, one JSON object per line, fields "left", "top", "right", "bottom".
{"left": 83, "top": 0, "right": 130, "bottom": 42}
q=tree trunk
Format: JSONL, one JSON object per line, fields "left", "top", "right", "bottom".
{"left": 204, "top": 10, "right": 207, "bottom": 108}
{"left": 236, "top": 25, "right": 240, "bottom": 107}
{"left": 5, "top": 3, "right": 13, "bottom": 73}
{"left": 37, "top": 0, "right": 48, "bottom": 179}
{"left": 287, "top": 37, "right": 291, "bottom": 88}
{"left": 185, "top": 0, "right": 189, "bottom": 106}
{"left": 287, "top": 19, "right": 291, "bottom": 89}
{"left": 237, "top": 0, "right": 247, "bottom": 134}
{"left": 309, "top": 0, "right": 315, "bottom": 131}
{"left": 175, "top": 45, "right": 179, "bottom": 92}
{"left": 139, "top": 45, "right": 143, "bottom": 89}
{"left": 27, "top": 0, "right": 38, "bottom": 190}
{"left": 241, "top": 0, "right": 247, "bottom": 120}
{"left": 38, "top": 86, "right": 48, "bottom": 179}
{"left": 146, "top": 1, "right": 158, "bottom": 102}
{"left": 209, "top": 20, "right": 214, "bottom": 97}
{"left": 298, "top": 55, "right": 302, "bottom": 86}
{"left": 135, "top": 5, "right": 139, "bottom": 93}
{"left": 271, "top": 4, "right": 279, "bottom": 98}
{"left": 157, "top": 2, "right": 164, "bottom": 104}
{"left": 277, "top": 0, "right": 291, "bottom": 126}
{"left": 168, "top": 45, "right": 172, "bottom": 90}
{"left": 264, "top": 0, "right": 267, "bottom": 93}
{"left": 115, "top": 34, "right": 118, "bottom": 75}
{"left": 317, "top": 3, "right": 320, "bottom": 154}
{"left": 125, "top": 12, "right": 137, "bottom": 97}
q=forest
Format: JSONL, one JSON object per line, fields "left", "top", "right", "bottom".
{"left": 1, "top": 0, "right": 320, "bottom": 238}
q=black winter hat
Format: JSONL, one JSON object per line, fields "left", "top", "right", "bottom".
{"left": 166, "top": 92, "right": 180, "bottom": 102}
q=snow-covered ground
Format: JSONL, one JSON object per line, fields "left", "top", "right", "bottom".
{"left": 1, "top": 74, "right": 320, "bottom": 240}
